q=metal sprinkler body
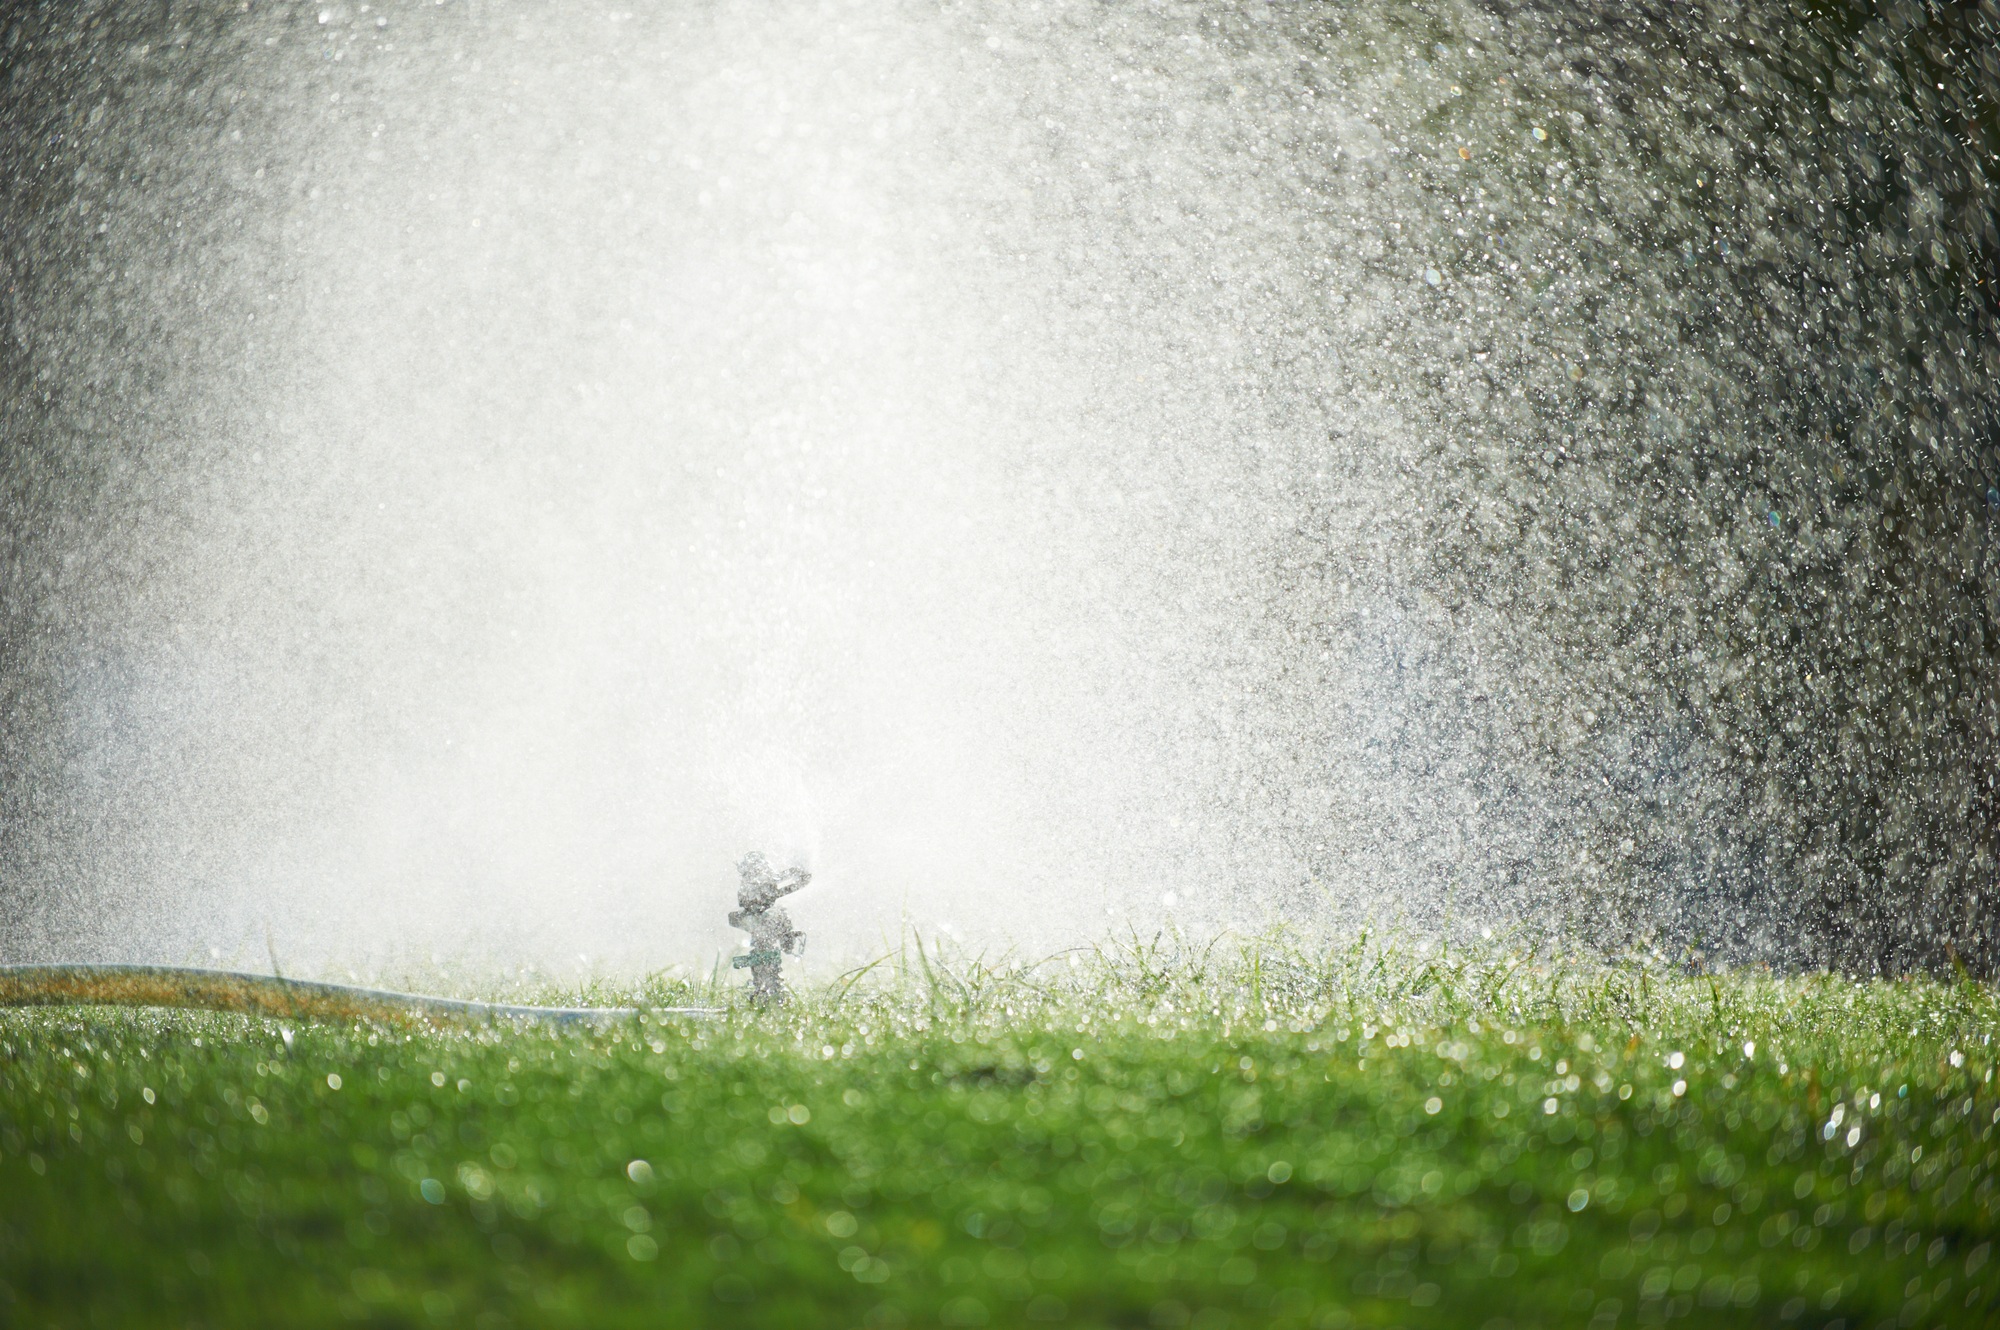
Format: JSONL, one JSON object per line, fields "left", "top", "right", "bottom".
{"left": 729, "top": 852, "right": 810, "bottom": 1003}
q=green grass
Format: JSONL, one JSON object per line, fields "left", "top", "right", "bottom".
{"left": 3, "top": 932, "right": 1998, "bottom": 1328}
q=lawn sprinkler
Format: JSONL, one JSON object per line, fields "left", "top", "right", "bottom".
{"left": 729, "top": 852, "right": 811, "bottom": 1003}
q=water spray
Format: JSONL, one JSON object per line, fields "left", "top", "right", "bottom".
{"left": 729, "top": 852, "right": 811, "bottom": 1003}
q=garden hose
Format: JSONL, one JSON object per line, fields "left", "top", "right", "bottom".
{"left": 0, "top": 964, "right": 712, "bottom": 1027}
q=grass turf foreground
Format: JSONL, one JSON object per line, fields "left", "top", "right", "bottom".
{"left": 2, "top": 938, "right": 1998, "bottom": 1329}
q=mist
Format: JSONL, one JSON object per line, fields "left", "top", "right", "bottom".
{"left": 4, "top": 0, "right": 1996, "bottom": 979}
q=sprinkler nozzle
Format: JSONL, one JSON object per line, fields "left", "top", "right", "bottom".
{"left": 729, "top": 853, "right": 811, "bottom": 1003}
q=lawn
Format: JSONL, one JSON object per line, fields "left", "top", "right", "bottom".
{"left": 2, "top": 935, "right": 1996, "bottom": 1328}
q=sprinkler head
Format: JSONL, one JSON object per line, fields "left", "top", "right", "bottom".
{"left": 728, "top": 852, "right": 812, "bottom": 1003}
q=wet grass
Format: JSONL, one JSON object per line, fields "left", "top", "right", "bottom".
{"left": 2, "top": 933, "right": 1998, "bottom": 1329}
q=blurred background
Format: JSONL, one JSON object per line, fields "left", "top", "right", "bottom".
{"left": 1, "top": 0, "right": 1995, "bottom": 981}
